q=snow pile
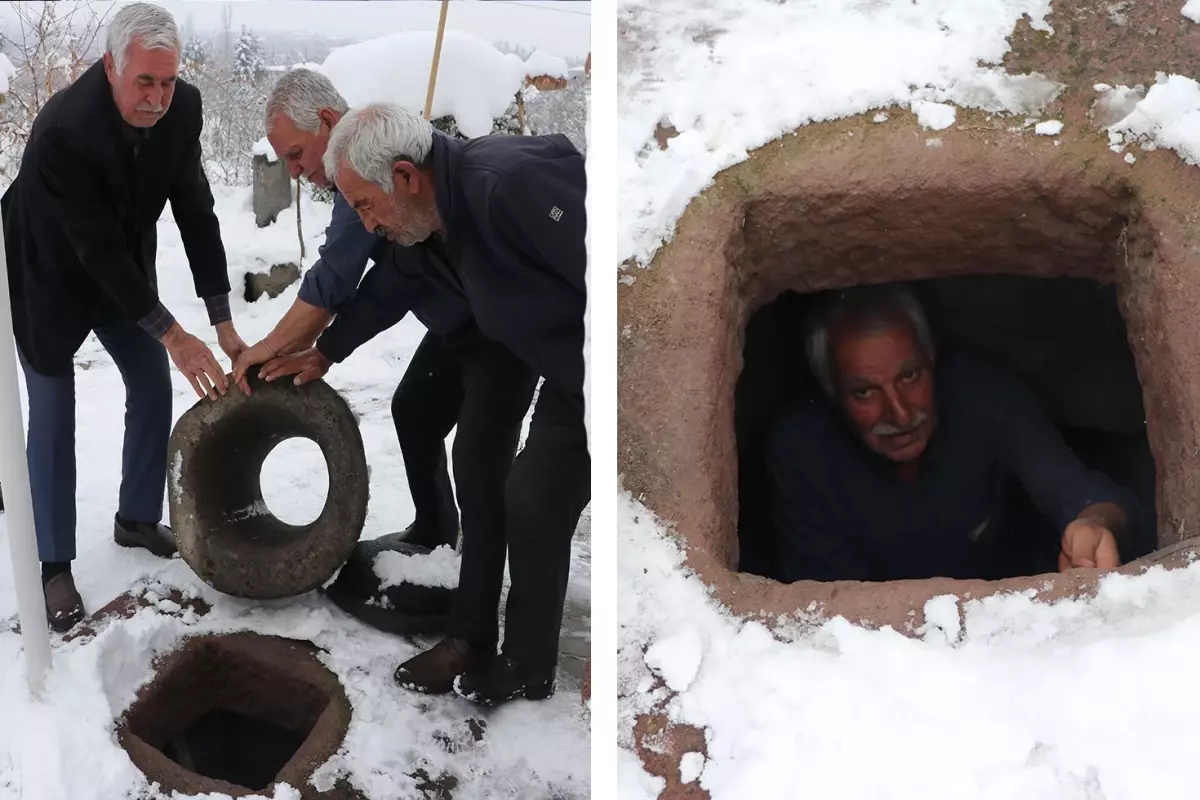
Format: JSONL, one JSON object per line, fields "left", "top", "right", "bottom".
{"left": 0, "top": 53, "right": 15, "bottom": 95}
{"left": 912, "top": 100, "right": 957, "bottom": 131}
{"left": 1107, "top": 73, "right": 1200, "bottom": 165}
{"left": 619, "top": 491, "right": 1200, "bottom": 798}
{"left": 523, "top": 49, "right": 569, "bottom": 79}
{"left": 322, "top": 30, "right": 527, "bottom": 137}
{"left": 374, "top": 544, "right": 462, "bottom": 590}
{"left": 1035, "top": 119, "right": 1064, "bottom": 135}
{"left": 1184, "top": 0, "right": 1200, "bottom": 23}
{"left": 618, "top": 0, "right": 1064, "bottom": 266}
{"left": 251, "top": 136, "right": 279, "bottom": 163}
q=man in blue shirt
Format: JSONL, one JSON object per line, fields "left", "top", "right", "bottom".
{"left": 233, "top": 68, "right": 468, "bottom": 549}
{"left": 765, "top": 283, "right": 1137, "bottom": 583}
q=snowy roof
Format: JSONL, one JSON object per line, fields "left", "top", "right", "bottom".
{"left": 523, "top": 49, "right": 569, "bottom": 80}
{"left": 320, "top": 29, "right": 529, "bottom": 138}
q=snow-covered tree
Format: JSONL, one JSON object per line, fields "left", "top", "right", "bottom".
{"left": 181, "top": 36, "right": 208, "bottom": 79}
{"left": 233, "top": 26, "right": 264, "bottom": 84}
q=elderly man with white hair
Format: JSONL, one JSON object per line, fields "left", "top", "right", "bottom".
{"left": 259, "top": 101, "right": 589, "bottom": 707}
{"left": 0, "top": 2, "right": 246, "bottom": 632}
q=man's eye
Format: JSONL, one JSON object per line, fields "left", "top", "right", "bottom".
{"left": 900, "top": 369, "right": 918, "bottom": 382}
{"left": 852, "top": 388, "right": 872, "bottom": 400}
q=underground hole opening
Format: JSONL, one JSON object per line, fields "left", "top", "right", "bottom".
{"left": 161, "top": 707, "right": 307, "bottom": 791}
{"left": 736, "top": 275, "right": 1158, "bottom": 583}
{"left": 261, "top": 437, "right": 329, "bottom": 526}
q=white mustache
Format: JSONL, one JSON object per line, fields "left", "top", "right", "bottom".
{"left": 136, "top": 104, "right": 164, "bottom": 113}
{"left": 872, "top": 412, "right": 927, "bottom": 437}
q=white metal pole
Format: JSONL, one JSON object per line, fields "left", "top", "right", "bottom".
{"left": 0, "top": 219, "right": 51, "bottom": 696}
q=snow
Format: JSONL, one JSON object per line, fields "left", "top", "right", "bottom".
{"left": 1125, "top": 152, "right": 1137, "bottom": 164}
{"left": 251, "top": 137, "right": 278, "bottom": 163}
{"left": 618, "top": 0, "right": 1062, "bottom": 266}
{"left": 679, "top": 752, "right": 705, "bottom": 784}
{"left": 1184, "top": 0, "right": 1200, "bottom": 23}
{"left": 1108, "top": 73, "right": 1200, "bottom": 166}
{"left": 644, "top": 626, "right": 703, "bottom": 693}
{"left": 523, "top": 49, "right": 569, "bottom": 79}
{"left": 374, "top": 545, "right": 461, "bottom": 590}
{"left": 321, "top": 30, "right": 529, "bottom": 137}
{"left": 0, "top": 186, "right": 590, "bottom": 799}
{"left": 912, "top": 100, "right": 957, "bottom": 131}
{"left": 618, "top": 491, "right": 1200, "bottom": 798}
{"left": 1035, "top": 119, "right": 1064, "bottom": 136}
{"left": 0, "top": 53, "right": 14, "bottom": 95}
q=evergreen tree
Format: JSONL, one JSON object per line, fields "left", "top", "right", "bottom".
{"left": 232, "top": 26, "right": 263, "bottom": 83}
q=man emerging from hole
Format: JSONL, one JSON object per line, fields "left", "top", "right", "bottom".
{"left": 765, "top": 283, "right": 1139, "bottom": 583}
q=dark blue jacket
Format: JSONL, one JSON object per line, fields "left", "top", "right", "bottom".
{"left": 765, "top": 351, "right": 1139, "bottom": 583}
{"left": 317, "top": 131, "right": 586, "bottom": 396}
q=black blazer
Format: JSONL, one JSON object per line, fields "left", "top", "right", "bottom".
{"left": 2, "top": 59, "right": 229, "bottom": 374}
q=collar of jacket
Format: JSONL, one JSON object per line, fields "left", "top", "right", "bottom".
{"left": 429, "top": 131, "right": 462, "bottom": 244}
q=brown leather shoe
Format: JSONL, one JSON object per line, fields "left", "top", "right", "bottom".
{"left": 394, "top": 637, "right": 491, "bottom": 695}
{"left": 114, "top": 516, "right": 177, "bottom": 558}
{"left": 43, "top": 573, "right": 85, "bottom": 633}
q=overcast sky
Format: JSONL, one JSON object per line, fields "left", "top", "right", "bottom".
{"left": 0, "top": 1, "right": 591, "bottom": 58}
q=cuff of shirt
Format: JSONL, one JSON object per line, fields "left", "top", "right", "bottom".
{"left": 137, "top": 302, "right": 176, "bottom": 340}
{"left": 204, "top": 294, "right": 232, "bottom": 326}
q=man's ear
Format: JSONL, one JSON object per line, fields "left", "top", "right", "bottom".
{"left": 103, "top": 52, "right": 116, "bottom": 82}
{"left": 392, "top": 160, "right": 421, "bottom": 194}
{"left": 318, "top": 107, "right": 338, "bottom": 132}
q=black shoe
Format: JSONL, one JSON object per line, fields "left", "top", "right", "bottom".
{"left": 397, "top": 519, "right": 459, "bottom": 550}
{"left": 114, "top": 516, "right": 177, "bottom": 558}
{"left": 453, "top": 654, "right": 555, "bottom": 707}
{"left": 394, "top": 637, "right": 492, "bottom": 695}
{"left": 43, "top": 572, "right": 85, "bottom": 633}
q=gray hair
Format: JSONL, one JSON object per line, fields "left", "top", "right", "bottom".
{"left": 265, "top": 68, "right": 349, "bottom": 135}
{"left": 805, "top": 284, "right": 935, "bottom": 397}
{"left": 106, "top": 3, "right": 181, "bottom": 75}
{"left": 323, "top": 102, "right": 434, "bottom": 194}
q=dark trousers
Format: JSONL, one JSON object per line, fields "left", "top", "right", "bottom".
{"left": 450, "top": 336, "right": 590, "bottom": 679}
{"left": 19, "top": 318, "right": 172, "bottom": 563}
{"left": 392, "top": 331, "right": 463, "bottom": 545}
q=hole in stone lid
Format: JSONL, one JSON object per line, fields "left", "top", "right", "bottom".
{"left": 260, "top": 437, "right": 328, "bottom": 526}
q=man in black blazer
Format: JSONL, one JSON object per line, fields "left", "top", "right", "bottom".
{"left": 1, "top": 2, "right": 246, "bottom": 632}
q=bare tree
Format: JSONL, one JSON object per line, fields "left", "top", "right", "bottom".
{"left": 0, "top": 0, "right": 112, "bottom": 178}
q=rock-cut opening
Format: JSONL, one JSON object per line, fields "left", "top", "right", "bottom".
{"left": 736, "top": 275, "right": 1159, "bottom": 581}
{"left": 261, "top": 437, "right": 330, "bottom": 527}
{"left": 118, "top": 632, "right": 352, "bottom": 797}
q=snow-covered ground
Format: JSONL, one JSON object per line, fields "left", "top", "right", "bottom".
{"left": 618, "top": 1, "right": 1200, "bottom": 798}
{"left": 0, "top": 188, "right": 590, "bottom": 799}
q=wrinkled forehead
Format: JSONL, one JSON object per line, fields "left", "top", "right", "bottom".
{"left": 122, "top": 41, "right": 179, "bottom": 77}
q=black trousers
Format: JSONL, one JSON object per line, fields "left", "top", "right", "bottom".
{"left": 451, "top": 346, "right": 590, "bottom": 680}
{"left": 391, "top": 331, "right": 463, "bottom": 546}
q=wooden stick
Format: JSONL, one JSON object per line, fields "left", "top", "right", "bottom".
{"left": 295, "top": 180, "right": 305, "bottom": 262}
{"left": 423, "top": 0, "right": 450, "bottom": 121}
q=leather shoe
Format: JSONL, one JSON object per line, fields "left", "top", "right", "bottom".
{"left": 394, "top": 637, "right": 491, "bottom": 695}
{"left": 43, "top": 572, "right": 85, "bottom": 633}
{"left": 114, "top": 516, "right": 177, "bottom": 558}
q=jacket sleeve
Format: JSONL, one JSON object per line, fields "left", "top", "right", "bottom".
{"left": 169, "top": 99, "right": 231, "bottom": 306}
{"left": 315, "top": 256, "right": 418, "bottom": 363}
{"left": 488, "top": 155, "right": 587, "bottom": 295}
{"left": 996, "top": 367, "right": 1137, "bottom": 538}
{"left": 35, "top": 125, "right": 160, "bottom": 321}
{"left": 297, "top": 192, "right": 380, "bottom": 311}
{"left": 765, "top": 412, "right": 873, "bottom": 583}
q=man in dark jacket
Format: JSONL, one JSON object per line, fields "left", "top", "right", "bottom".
{"left": 1, "top": 3, "right": 246, "bottom": 632}
{"left": 230, "top": 68, "right": 471, "bottom": 550}
{"left": 259, "top": 103, "right": 589, "bottom": 706}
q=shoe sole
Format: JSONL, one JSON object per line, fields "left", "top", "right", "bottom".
{"left": 454, "top": 682, "right": 556, "bottom": 707}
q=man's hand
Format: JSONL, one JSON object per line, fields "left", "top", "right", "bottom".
{"left": 163, "top": 323, "right": 228, "bottom": 400}
{"left": 259, "top": 348, "right": 333, "bottom": 386}
{"left": 1059, "top": 518, "right": 1121, "bottom": 571}
{"left": 231, "top": 339, "right": 280, "bottom": 396}
{"left": 215, "top": 321, "right": 249, "bottom": 364}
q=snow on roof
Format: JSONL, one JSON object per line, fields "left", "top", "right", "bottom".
{"left": 618, "top": 0, "right": 1067, "bottom": 267}
{"left": 523, "top": 49, "right": 569, "bottom": 79}
{"left": 320, "top": 29, "right": 527, "bottom": 138}
{"left": 0, "top": 53, "right": 16, "bottom": 95}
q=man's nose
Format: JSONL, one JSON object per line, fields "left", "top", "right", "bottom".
{"left": 884, "top": 387, "right": 912, "bottom": 426}
{"left": 287, "top": 160, "right": 302, "bottom": 180}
